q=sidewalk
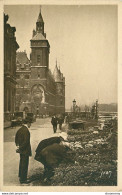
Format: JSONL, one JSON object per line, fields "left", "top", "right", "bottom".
{"left": 4, "top": 118, "right": 56, "bottom": 186}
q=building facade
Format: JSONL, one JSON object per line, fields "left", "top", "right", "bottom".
{"left": 4, "top": 14, "right": 19, "bottom": 121}
{"left": 16, "top": 10, "right": 65, "bottom": 116}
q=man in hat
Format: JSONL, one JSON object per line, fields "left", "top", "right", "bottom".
{"left": 15, "top": 118, "right": 32, "bottom": 184}
{"left": 58, "top": 116, "right": 64, "bottom": 130}
{"left": 51, "top": 114, "right": 58, "bottom": 133}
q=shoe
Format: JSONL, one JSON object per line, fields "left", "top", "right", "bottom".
{"left": 20, "top": 179, "right": 31, "bottom": 184}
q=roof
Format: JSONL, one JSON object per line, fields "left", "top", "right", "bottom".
{"left": 31, "top": 32, "right": 46, "bottom": 41}
{"left": 53, "top": 65, "right": 62, "bottom": 82}
{"left": 47, "top": 69, "right": 55, "bottom": 81}
{"left": 16, "top": 52, "right": 30, "bottom": 68}
{"left": 37, "top": 10, "right": 44, "bottom": 23}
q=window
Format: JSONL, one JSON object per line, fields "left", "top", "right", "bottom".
{"left": 25, "top": 75, "right": 29, "bottom": 79}
{"left": 37, "top": 55, "right": 40, "bottom": 63}
{"left": 37, "top": 50, "right": 43, "bottom": 65}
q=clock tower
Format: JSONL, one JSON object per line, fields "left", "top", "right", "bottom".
{"left": 30, "top": 8, "right": 50, "bottom": 71}
{"left": 30, "top": 8, "right": 50, "bottom": 115}
{"left": 15, "top": 7, "right": 65, "bottom": 116}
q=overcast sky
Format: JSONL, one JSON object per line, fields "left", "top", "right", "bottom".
{"left": 4, "top": 5, "right": 117, "bottom": 109}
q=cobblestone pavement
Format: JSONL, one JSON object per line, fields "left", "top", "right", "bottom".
{"left": 4, "top": 117, "right": 62, "bottom": 186}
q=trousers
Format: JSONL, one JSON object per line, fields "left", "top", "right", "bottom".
{"left": 53, "top": 124, "right": 57, "bottom": 133}
{"left": 19, "top": 154, "right": 29, "bottom": 182}
{"left": 59, "top": 124, "right": 62, "bottom": 130}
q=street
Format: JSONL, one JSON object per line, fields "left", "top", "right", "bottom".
{"left": 4, "top": 117, "right": 61, "bottom": 186}
{"left": 3, "top": 117, "right": 117, "bottom": 186}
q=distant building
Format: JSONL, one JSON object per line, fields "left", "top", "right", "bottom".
{"left": 16, "top": 9, "right": 65, "bottom": 116}
{"left": 16, "top": 51, "right": 31, "bottom": 112}
{"left": 4, "top": 14, "right": 19, "bottom": 121}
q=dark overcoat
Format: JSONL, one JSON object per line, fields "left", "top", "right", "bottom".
{"left": 58, "top": 117, "right": 64, "bottom": 125}
{"left": 35, "top": 136, "right": 62, "bottom": 162}
{"left": 15, "top": 125, "right": 32, "bottom": 156}
{"left": 51, "top": 117, "right": 58, "bottom": 126}
{"left": 35, "top": 138, "right": 74, "bottom": 169}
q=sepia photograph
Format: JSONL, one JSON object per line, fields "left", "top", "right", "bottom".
{"left": 1, "top": 0, "right": 120, "bottom": 191}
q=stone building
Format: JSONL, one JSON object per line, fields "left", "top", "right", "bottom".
{"left": 16, "top": 51, "right": 31, "bottom": 112}
{"left": 4, "top": 14, "right": 19, "bottom": 121}
{"left": 16, "top": 9, "right": 65, "bottom": 116}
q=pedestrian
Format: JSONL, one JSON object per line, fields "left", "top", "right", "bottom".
{"left": 34, "top": 135, "right": 74, "bottom": 181}
{"left": 15, "top": 118, "right": 32, "bottom": 184}
{"left": 58, "top": 116, "right": 64, "bottom": 130}
{"left": 51, "top": 114, "right": 58, "bottom": 133}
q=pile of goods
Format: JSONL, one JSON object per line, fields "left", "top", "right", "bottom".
{"left": 49, "top": 119, "right": 117, "bottom": 186}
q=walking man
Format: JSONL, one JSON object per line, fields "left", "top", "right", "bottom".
{"left": 58, "top": 116, "right": 64, "bottom": 130}
{"left": 51, "top": 114, "right": 58, "bottom": 133}
{"left": 15, "top": 118, "right": 32, "bottom": 184}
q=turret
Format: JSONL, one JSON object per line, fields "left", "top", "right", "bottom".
{"left": 53, "top": 60, "right": 62, "bottom": 82}
{"left": 53, "top": 60, "right": 65, "bottom": 114}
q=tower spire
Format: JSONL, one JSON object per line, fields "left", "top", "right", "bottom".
{"left": 36, "top": 6, "right": 44, "bottom": 34}
{"left": 37, "top": 6, "right": 44, "bottom": 23}
{"left": 40, "top": 5, "right": 41, "bottom": 12}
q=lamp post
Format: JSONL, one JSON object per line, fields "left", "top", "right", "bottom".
{"left": 73, "top": 99, "right": 76, "bottom": 113}
{"left": 95, "top": 99, "right": 98, "bottom": 119}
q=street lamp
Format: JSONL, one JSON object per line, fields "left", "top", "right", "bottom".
{"left": 95, "top": 99, "right": 98, "bottom": 119}
{"left": 73, "top": 99, "right": 76, "bottom": 113}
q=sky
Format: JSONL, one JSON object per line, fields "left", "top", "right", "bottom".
{"left": 4, "top": 5, "right": 117, "bottom": 109}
